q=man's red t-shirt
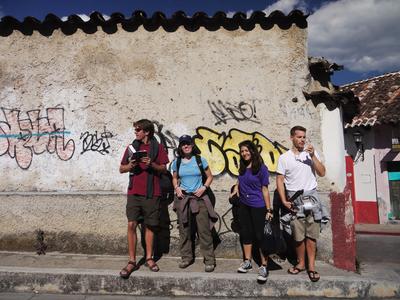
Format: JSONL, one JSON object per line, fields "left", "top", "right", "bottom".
{"left": 121, "top": 143, "right": 169, "bottom": 197}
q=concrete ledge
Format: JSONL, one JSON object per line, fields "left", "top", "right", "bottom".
{"left": 0, "top": 252, "right": 398, "bottom": 298}
{"left": 1, "top": 267, "right": 399, "bottom": 298}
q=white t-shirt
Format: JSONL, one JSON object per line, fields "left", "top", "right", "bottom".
{"left": 276, "top": 149, "right": 321, "bottom": 191}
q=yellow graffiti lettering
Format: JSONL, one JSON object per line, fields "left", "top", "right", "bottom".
{"left": 253, "top": 133, "right": 286, "bottom": 172}
{"left": 225, "top": 149, "right": 241, "bottom": 176}
{"left": 193, "top": 127, "right": 287, "bottom": 176}
{"left": 193, "top": 127, "right": 226, "bottom": 176}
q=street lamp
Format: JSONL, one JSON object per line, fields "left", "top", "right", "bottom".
{"left": 352, "top": 130, "right": 364, "bottom": 162}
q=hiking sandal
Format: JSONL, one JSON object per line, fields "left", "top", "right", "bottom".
{"left": 119, "top": 260, "right": 138, "bottom": 279}
{"left": 145, "top": 258, "right": 160, "bottom": 272}
{"left": 307, "top": 270, "right": 320, "bottom": 282}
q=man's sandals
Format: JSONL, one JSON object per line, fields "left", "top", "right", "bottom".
{"left": 288, "top": 266, "right": 320, "bottom": 282}
{"left": 145, "top": 258, "right": 160, "bottom": 272}
{"left": 119, "top": 260, "right": 139, "bottom": 279}
{"left": 287, "top": 266, "right": 305, "bottom": 275}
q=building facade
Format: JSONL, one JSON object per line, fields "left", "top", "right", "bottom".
{"left": 0, "top": 11, "right": 356, "bottom": 268}
{"left": 343, "top": 72, "right": 400, "bottom": 224}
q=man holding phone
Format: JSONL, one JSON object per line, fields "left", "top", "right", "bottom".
{"left": 119, "top": 119, "right": 169, "bottom": 278}
{"left": 276, "top": 125, "right": 326, "bottom": 282}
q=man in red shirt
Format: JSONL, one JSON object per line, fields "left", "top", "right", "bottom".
{"left": 119, "top": 119, "right": 169, "bottom": 278}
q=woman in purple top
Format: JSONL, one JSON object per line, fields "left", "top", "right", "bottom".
{"left": 231, "top": 140, "right": 273, "bottom": 282}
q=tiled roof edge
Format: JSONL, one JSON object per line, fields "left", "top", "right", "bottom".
{"left": 0, "top": 10, "right": 307, "bottom": 36}
{"left": 341, "top": 71, "right": 400, "bottom": 89}
{"left": 345, "top": 117, "right": 377, "bottom": 128}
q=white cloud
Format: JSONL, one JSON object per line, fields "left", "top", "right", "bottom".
{"left": 246, "top": 9, "right": 254, "bottom": 18}
{"left": 226, "top": 11, "right": 235, "bottom": 18}
{"left": 61, "top": 14, "right": 90, "bottom": 22}
{"left": 308, "top": 0, "right": 400, "bottom": 73}
{"left": 78, "top": 14, "right": 90, "bottom": 21}
{"left": 226, "top": 10, "right": 253, "bottom": 18}
{"left": 263, "top": 0, "right": 308, "bottom": 15}
{"left": 60, "top": 13, "right": 110, "bottom": 21}
{"left": 228, "top": 0, "right": 307, "bottom": 19}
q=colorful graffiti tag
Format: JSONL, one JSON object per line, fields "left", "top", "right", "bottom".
{"left": 193, "top": 127, "right": 287, "bottom": 176}
{"left": 0, "top": 107, "right": 75, "bottom": 169}
{"left": 0, "top": 109, "right": 285, "bottom": 175}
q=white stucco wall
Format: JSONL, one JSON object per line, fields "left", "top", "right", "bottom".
{"left": 0, "top": 24, "right": 336, "bottom": 257}
{"left": 320, "top": 106, "right": 346, "bottom": 191}
{"left": 0, "top": 26, "right": 317, "bottom": 192}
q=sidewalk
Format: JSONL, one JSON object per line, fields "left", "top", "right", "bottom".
{"left": 355, "top": 223, "right": 400, "bottom": 236}
{"left": 0, "top": 251, "right": 399, "bottom": 298}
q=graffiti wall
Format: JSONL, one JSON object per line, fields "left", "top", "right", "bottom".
{"left": 0, "top": 25, "right": 329, "bottom": 192}
{"left": 0, "top": 107, "right": 286, "bottom": 178}
{"left": 0, "top": 21, "right": 335, "bottom": 258}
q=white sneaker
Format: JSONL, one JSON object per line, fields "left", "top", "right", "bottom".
{"left": 237, "top": 259, "right": 252, "bottom": 273}
{"left": 205, "top": 264, "right": 215, "bottom": 272}
{"left": 257, "top": 265, "right": 268, "bottom": 282}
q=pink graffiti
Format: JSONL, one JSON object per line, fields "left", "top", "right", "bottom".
{"left": 0, "top": 107, "right": 75, "bottom": 170}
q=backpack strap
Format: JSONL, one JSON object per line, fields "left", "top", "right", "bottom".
{"left": 195, "top": 155, "right": 207, "bottom": 184}
{"left": 195, "top": 155, "right": 216, "bottom": 207}
{"left": 131, "top": 139, "right": 158, "bottom": 161}
{"left": 129, "top": 139, "right": 141, "bottom": 175}
{"left": 129, "top": 138, "right": 159, "bottom": 198}
{"left": 176, "top": 157, "right": 182, "bottom": 178}
{"left": 128, "top": 140, "right": 141, "bottom": 190}
{"left": 149, "top": 137, "right": 159, "bottom": 162}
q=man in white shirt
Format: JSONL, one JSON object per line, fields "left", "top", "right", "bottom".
{"left": 276, "top": 126, "right": 326, "bottom": 282}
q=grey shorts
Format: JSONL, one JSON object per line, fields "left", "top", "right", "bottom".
{"left": 126, "top": 195, "right": 160, "bottom": 226}
{"left": 290, "top": 214, "right": 320, "bottom": 242}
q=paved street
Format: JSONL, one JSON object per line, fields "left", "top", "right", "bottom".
{"left": 0, "top": 294, "right": 229, "bottom": 300}
{"left": 2, "top": 294, "right": 399, "bottom": 300}
{"left": 356, "top": 233, "right": 400, "bottom": 264}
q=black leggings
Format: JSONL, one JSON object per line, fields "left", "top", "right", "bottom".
{"left": 238, "top": 202, "right": 266, "bottom": 245}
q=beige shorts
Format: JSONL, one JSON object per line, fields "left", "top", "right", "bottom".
{"left": 290, "top": 214, "right": 320, "bottom": 242}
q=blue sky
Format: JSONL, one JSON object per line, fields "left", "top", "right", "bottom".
{"left": 1, "top": 0, "right": 399, "bottom": 86}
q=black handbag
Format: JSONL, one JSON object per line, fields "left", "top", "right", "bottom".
{"left": 261, "top": 219, "right": 287, "bottom": 256}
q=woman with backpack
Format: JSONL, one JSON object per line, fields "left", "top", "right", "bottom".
{"left": 171, "top": 134, "right": 218, "bottom": 272}
{"left": 231, "top": 140, "right": 273, "bottom": 282}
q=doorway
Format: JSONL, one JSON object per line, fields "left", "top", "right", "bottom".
{"left": 388, "top": 161, "right": 400, "bottom": 220}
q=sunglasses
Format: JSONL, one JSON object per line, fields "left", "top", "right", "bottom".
{"left": 180, "top": 142, "right": 192, "bottom": 146}
{"left": 134, "top": 128, "right": 143, "bottom": 132}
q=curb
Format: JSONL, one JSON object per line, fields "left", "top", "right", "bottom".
{"left": 1, "top": 267, "right": 399, "bottom": 298}
{"left": 356, "top": 231, "right": 400, "bottom": 236}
